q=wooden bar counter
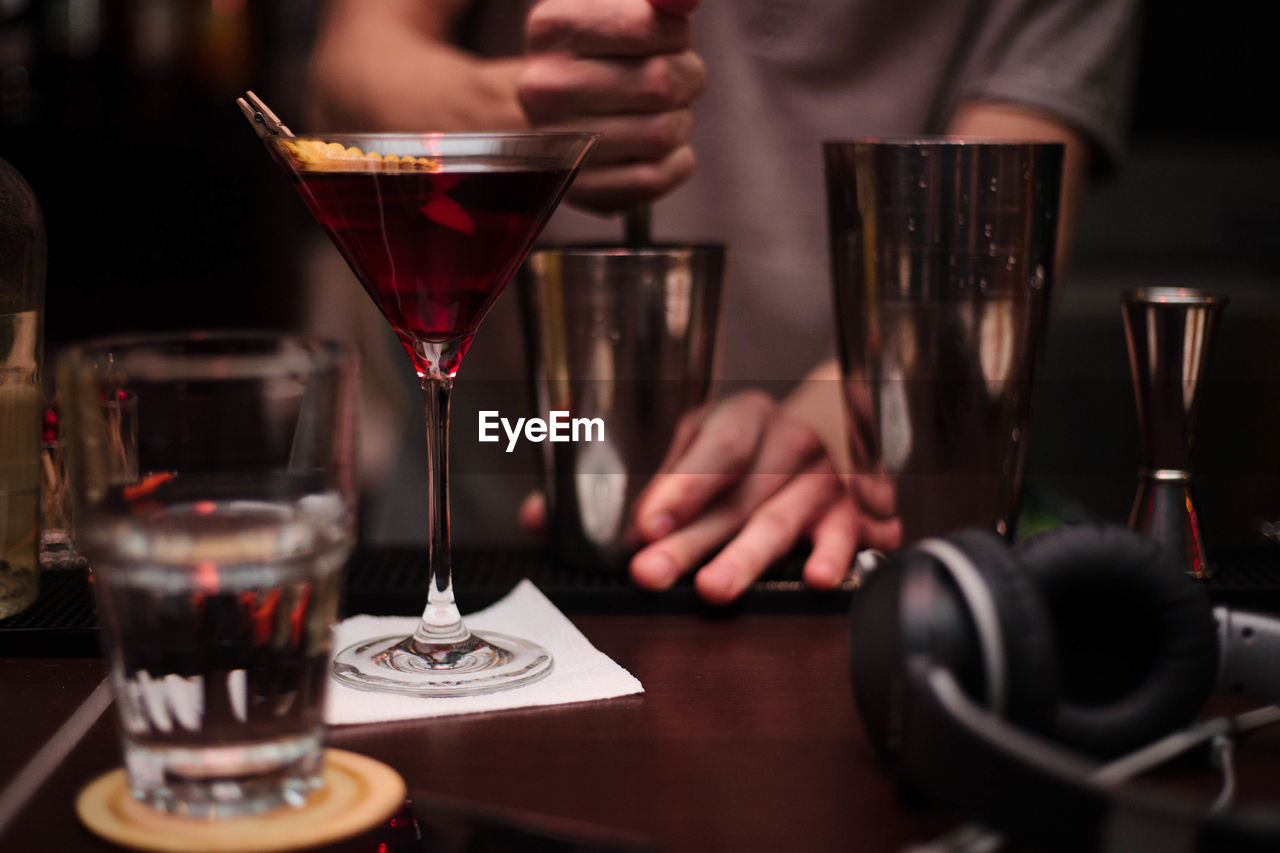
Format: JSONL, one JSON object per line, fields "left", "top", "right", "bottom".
{"left": 0, "top": 609, "right": 967, "bottom": 852}
{"left": 7, "top": 547, "right": 1280, "bottom": 852}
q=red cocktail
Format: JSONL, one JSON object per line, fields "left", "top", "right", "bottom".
{"left": 259, "top": 128, "right": 597, "bottom": 696}
{"left": 287, "top": 160, "right": 573, "bottom": 376}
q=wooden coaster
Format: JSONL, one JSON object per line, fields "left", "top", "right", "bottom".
{"left": 76, "top": 749, "right": 406, "bottom": 853}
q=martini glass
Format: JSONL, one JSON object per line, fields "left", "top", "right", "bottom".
{"left": 264, "top": 131, "right": 597, "bottom": 696}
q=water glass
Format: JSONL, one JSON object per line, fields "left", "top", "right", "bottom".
{"left": 58, "top": 333, "right": 358, "bottom": 817}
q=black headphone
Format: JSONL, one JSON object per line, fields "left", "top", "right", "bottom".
{"left": 849, "top": 523, "right": 1280, "bottom": 852}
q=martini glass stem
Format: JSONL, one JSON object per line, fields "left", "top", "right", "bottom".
{"left": 411, "top": 374, "right": 470, "bottom": 647}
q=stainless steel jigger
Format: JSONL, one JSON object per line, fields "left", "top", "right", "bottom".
{"left": 1121, "top": 288, "right": 1227, "bottom": 578}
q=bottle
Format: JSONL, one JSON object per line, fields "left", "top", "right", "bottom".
{"left": 0, "top": 156, "right": 46, "bottom": 620}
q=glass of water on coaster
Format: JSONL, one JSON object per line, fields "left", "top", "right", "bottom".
{"left": 58, "top": 332, "right": 362, "bottom": 819}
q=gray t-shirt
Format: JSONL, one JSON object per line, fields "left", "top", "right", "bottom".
{"left": 359, "top": 0, "right": 1140, "bottom": 544}
{"left": 466, "top": 0, "right": 1137, "bottom": 381}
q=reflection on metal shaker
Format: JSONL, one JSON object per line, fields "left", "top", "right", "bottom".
{"left": 519, "top": 245, "right": 724, "bottom": 570}
{"left": 826, "top": 141, "right": 1063, "bottom": 543}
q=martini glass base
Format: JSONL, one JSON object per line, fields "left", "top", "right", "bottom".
{"left": 331, "top": 631, "right": 553, "bottom": 697}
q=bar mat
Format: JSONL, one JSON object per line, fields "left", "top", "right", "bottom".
{"left": 6, "top": 542, "right": 1279, "bottom": 658}
{"left": 339, "top": 545, "right": 847, "bottom": 618}
{"left": 1197, "top": 542, "right": 1280, "bottom": 610}
{"left": 0, "top": 546, "right": 848, "bottom": 658}
{"left": 0, "top": 567, "right": 99, "bottom": 657}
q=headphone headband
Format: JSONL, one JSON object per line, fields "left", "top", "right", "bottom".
{"left": 917, "top": 537, "right": 1008, "bottom": 714}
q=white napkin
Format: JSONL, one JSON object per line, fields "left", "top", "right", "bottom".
{"left": 325, "top": 579, "right": 643, "bottom": 725}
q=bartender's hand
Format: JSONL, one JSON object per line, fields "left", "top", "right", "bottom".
{"left": 519, "top": 0, "right": 706, "bottom": 213}
{"left": 628, "top": 391, "right": 902, "bottom": 604}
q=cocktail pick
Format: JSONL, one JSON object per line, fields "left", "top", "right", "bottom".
{"left": 236, "top": 91, "right": 293, "bottom": 139}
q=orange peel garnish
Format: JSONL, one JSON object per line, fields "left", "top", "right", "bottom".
{"left": 122, "top": 471, "right": 176, "bottom": 502}
{"left": 280, "top": 139, "right": 441, "bottom": 172}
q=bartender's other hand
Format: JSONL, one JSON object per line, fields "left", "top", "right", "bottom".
{"left": 628, "top": 392, "right": 900, "bottom": 605}
{"left": 519, "top": 0, "right": 705, "bottom": 213}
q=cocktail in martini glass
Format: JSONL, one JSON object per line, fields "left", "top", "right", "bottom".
{"left": 251, "top": 112, "right": 596, "bottom": 696}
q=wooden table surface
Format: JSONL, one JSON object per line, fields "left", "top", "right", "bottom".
{"left": 6, "top": 609, "right": 1280, "bottom": 853}
{"left": 0, "top": 611, "right": 967, "bottom": 853}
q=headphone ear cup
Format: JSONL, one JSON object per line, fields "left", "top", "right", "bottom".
{"left": 942, "top": 529, "right": 1059, "bottom": 734}
{"left": 1015, "top": 523, "right": 1219, "bottom": 757}
{"left": 848, "top": 531, "right": 1058, "bottom": 763}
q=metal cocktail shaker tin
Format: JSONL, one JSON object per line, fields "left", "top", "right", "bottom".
{"left": 826, "top": 140, "right": 1064, "bottom": 544}
{"left": 519, "top": 244, "right": 724, "bottom": 570}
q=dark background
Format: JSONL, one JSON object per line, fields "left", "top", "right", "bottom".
{"left": 0, "top": 1, "right": 315, "bottom": 348}
{"left": 1, "top": 0, "right": 1277, "bottom": 546}
{"left": 1024, "top": 5, "right": 1280, "bottom": 545}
